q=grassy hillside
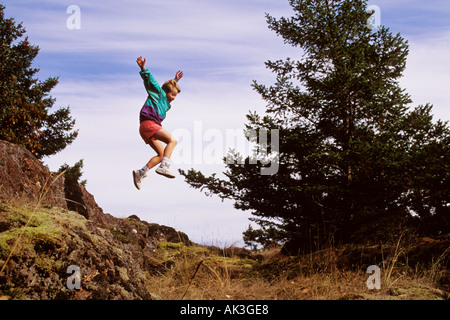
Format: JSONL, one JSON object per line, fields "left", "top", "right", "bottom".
{"left": 145, "top": 237, "right": 449, "bottom": 300}
{"left": 0, "top": 199, "right": 179, "bottom": 299}
{"left": 0, "top": 200, "right": 448, "bottom": 300}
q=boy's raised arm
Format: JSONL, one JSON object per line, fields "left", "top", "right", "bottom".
{"left": 175, "top": 70, "right": 183, "bottom": 82}
{"left": 137, "top": 56, "right": 147, "bottom": 72}
{"left": 137, "top": 56, "right": 162, "bottom": 95}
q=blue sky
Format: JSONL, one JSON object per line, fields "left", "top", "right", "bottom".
{"left": 3, "top": 0, "right": 450, "bottom": 246}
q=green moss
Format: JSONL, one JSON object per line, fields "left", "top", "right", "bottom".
{"left": 0, "top": 225, "right": 60, "bottom": 259}
{"left": 110, "top": 228, "right": 134, "bottom": 244}
{"left": 35, "top": 254, "right": 63, "bottom": 276}
{"left": 117, "top": 266, "right": 130, "bottom": 283}
{"left": 124, "top": 217, "right": 145, "bottom": 229}
{"left": 237, "top": 258, "right": 258, "bottom": 269}
{"left": 0, "top": 203, "right": 87, "bottom": 259}
{"left": 0, "top": 283, "right": 25, "bottom": 300}
{"left": 158, "top": 242, "right": 183, "bottom": 250}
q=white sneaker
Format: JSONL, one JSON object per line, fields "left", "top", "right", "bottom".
{"left": 133, "top": 169, "right": 147, "bottom": 190}
{"left": 155, "top": 162, "right": 176, "bottom": 179}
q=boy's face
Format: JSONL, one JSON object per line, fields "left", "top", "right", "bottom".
{"left": 167, "top": 90, "right": 178, "bottom": 103}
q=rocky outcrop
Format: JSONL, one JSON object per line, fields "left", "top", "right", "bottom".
{"left": 0, "top": 139, "right": 190, "bottom": 299}
{"left": 0, "top": 140, "right": 66, "bottom": 208}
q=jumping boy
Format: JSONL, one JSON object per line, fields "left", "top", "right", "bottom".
{"left": 132, "top": 56, "right": 183, "bottom": 190}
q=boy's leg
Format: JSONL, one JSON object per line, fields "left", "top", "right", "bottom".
{"left": 152, "top": 129, "right": 177, "bottom": 178}
{"left": 147, "top": 139, "right": 164, "bottom": 169}
{"left": 152, "top": 129, "right": 177, "bottom": 158}
{"left": 133, "top": 139, "right": 165, "bottom": 190}
{"left": 133, "top": 169, "right": 146, "bottom": 190}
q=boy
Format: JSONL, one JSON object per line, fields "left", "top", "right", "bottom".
{"left": 132, "top": 56, "right": 183, "bottom": 190}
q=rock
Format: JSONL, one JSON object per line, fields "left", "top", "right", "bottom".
{"left": 62, "top": 174, "right": 110, "bottom": 227}
{"left": 0, "top": 139, "right": 193, "bottom": 300}
{"left": 0, "top": 140, "right": 66, "bottom": 208}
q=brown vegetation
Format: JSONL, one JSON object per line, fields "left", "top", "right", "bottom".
{"left": 145, "top": 237, "right": 449, "bottom": 300}
{"left": 0, "top": 139, "right": 448, "bottom": 300}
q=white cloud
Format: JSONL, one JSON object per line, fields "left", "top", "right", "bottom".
{"left": 4, "top": 0, "right": 449, "bottom": 247}
{"left": 42, "top": 66, "right": 267, "bottom": 247}
{"left": 400, "top": 27, "right": 450, "bottom": 122}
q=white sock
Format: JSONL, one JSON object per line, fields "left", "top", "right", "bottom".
{"left": 162, "top": 157, "right": 170, "bottom": 165}
{"left": 141, "top": 165, "right": 149, "bottom": 173}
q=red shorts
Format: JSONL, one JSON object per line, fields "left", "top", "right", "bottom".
{"left": 139, "top": 120, "right": 162, "bottom": 144}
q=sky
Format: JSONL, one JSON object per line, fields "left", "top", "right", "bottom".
{"left": 2, "top": 0, "right": 450, "bottom": 247}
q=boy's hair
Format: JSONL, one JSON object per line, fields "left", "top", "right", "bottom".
{"left": 162, "top": 79, "right": 181, "bottom": 94}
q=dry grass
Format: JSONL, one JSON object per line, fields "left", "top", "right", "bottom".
{"left": 145, "top": 239, "right": 449, "bottom": 300}
{"left": 1, "top": 193, "right": 447, "bottom": 301}
{"left": 0, "top": 171, "right": 66, "bottom": 278}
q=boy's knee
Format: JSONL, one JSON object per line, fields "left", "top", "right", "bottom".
{"left": 171, "top": 137, "right": 177, "bottom": 145}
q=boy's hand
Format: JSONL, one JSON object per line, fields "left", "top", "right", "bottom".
{"left": 175, "top": 70, "right": 184, "bottom": 81}
{"left": 137, "top": 56, "right": 146, "bottom": 71}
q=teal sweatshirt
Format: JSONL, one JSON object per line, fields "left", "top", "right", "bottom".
{"left": 139, "top": 68, "right": 171, "bottom": 124}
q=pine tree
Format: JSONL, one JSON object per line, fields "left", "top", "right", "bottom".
{"left": 0, "top": 4, "right": 78, "bottom": 158}
{"left": 180, "top": 0, "right": 449, "bottom": 250}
